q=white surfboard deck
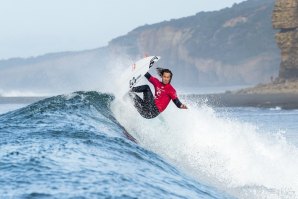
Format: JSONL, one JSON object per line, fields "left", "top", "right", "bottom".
{"left": 127, "top": 56, "right": 160, "bottom": 90}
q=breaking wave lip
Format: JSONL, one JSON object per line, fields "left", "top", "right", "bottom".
{"left": 0, "top": 91, "right": 234, "bottom": 199}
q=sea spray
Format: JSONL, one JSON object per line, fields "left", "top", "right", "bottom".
{"left": 111, "top": 96, "right": 298, "bottom": 199}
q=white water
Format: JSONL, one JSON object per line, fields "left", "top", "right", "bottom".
{"left": 111, "top": 97, "right": 298, "bottom": 199}
{"left": 102, "top": 56, "right": 298, "bottom": 198}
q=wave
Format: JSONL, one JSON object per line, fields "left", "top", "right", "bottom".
{"left": 0, "top": 91, "right": 231, "bottom": 199}
{"left": 2, "top": 90, "right": 298, "bottom": 198}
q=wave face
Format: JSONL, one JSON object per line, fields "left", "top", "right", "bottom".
{"left": 0, "top": 91, "right": 231, "bottom": 199}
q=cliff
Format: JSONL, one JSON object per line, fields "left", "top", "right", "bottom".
{"left": 272, "top": 0, "right": 298, "bottom": 79}
{"left": 109, "top": 0, "right": 279, "bottom": 86}
{"left": 236, "top": 0, "right": 298, "bottom": 94}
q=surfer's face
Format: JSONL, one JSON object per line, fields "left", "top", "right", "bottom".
{"left": 162, "top": 72, "right": 171, "bottom": 84}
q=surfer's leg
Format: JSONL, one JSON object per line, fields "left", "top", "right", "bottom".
{"left": 139, "top": 85, "right": 159, "bottom": 118}
{"left": 131, "top": 85, "right": 153, "bottom": 103}
{"left": 130, "top": 85, "right": 159, "bottom": 119}
{"left": 142, "top": 85, "right": 154, "bottom": 104}
{"left": 130, "top": 85, "right": 150, "bottom": 93}
{"left": 128, "top": 93, "right": 146, "bottom": 114}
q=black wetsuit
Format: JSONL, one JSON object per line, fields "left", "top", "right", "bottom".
{"left": 130, "top": 73, "right": 182, "bottom": 119}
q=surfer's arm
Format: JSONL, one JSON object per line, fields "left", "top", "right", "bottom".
{"left": 170, "top": 89, "right": 188, "bottom": 109}
{"left": 172, "top": 98, "right": 188, "bottom": 109}
{"left": 144, "top": 72, "right": 151, "bottom": 80}
{"left": 173, "top": 98, "right": 182, "bottom": 108}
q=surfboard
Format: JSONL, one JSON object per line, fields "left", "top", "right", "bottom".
{"left": 127, "top": 56, "right": 160, "bottom": 90}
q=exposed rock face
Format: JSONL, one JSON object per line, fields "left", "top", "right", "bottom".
{"left": 272, "top": 0, "right": 298, "bottom": 79}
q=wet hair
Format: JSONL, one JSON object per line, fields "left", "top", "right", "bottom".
{"left": 156, "top": 67, "right": 173, "bottom": 83}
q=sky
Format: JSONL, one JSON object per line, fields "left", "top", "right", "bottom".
{"left": 0, "top": 0, "right": 245, "bottom": 60}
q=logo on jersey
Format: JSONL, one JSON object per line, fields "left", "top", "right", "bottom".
{"left": 155, "top": 87, "right": 165, "bottom": 98}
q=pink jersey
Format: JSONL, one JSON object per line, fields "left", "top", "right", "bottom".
{"left": 149, "top": 76, "right": 178, "bottom": 112}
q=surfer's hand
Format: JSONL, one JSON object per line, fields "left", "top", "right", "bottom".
{"left": 180, "top": 104, "right": 188, "bottom": 109}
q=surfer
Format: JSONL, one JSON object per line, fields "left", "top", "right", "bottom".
{"left": 129, "top": 68, "right": 187, "bottom": 119}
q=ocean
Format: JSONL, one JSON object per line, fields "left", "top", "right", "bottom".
{"left": 0, "top": 91, "right": 297, "bottom": 199}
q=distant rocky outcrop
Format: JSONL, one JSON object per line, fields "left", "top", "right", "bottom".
{"left": 272, "top": 0, "right": 298, "bottom": 79}
{"left": 236, "top": 0, "right": 298, "bottom": 94}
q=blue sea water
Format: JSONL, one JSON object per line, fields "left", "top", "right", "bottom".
{"left": 0, "top": 91, "right": 298, "bottom": 199}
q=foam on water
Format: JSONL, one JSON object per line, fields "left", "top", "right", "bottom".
{"left": 111, "top": 96, "right": 298, "bottom": 199}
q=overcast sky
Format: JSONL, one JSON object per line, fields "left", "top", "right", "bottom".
{"left": 0, "top": 0, "right": 245, "bottom": 59}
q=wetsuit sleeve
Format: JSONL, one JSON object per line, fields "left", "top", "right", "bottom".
{"left": 169, "top": 88, "right": 183, "bottom": 108}
{"left": 173, "top": 98, "right": 183, "bottom": 108}
{"left": 144, "top": 72, "right": 151, "bottom": 80}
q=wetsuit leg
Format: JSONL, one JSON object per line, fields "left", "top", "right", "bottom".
{"left": 129, "top": 92, "right": 145, "bottom": 113}
{"left": 131, "top": 85, "right": 154, "bottom": 103}
{"left": 130, "top": 85, "right": 160, "bottom": 119}
{"left": 131, "top": 85, "right": 150, "bottom": 93}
